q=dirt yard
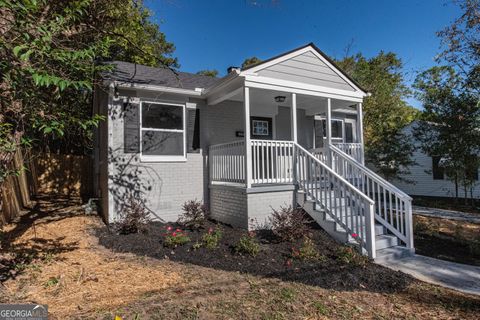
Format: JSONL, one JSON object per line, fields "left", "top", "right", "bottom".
{"left": 1, "top": 197, "right": 480, "bottom": 319}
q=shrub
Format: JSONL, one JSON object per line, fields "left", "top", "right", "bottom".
{"left": 235, "top": 232, "right": 260, "bottom": 257}
{"left": 114, "top": 196, "right": 150, "bottom": 234}
{"left": 178, "top": 200, "right": 209, "bottom": 229}
{"left": 291, "top": 236, "right": 324, "bottom": 261}
{"left": 163, "top": 226, "right": 190, "bottom": 248}
{"left": 336, "top": 245, "right": 369, "bottom": 267}
{"left": 201, "top": 227, "right": 223, "bottom": 249}
{"left": 269, "top": 205, "right": 311, "bottom": 242}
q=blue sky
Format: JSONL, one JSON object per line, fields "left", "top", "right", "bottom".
{"left": 145, "top": 0, "right": 461, "bottom": 108}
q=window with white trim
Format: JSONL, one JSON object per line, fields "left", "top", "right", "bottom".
{"left": 321, "top": 119, "right": 344, "bottom": 139}
{"left": 140, "top": 102, "right": 186, "bottom": 161}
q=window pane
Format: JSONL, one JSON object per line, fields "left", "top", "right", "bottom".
{"left": 345, "top": 123, "right": 353, "bottom": 143}
{"left": 142, "top": 131, "right": 184, "bottom": 156}
{"left": 332, "top": 120, "right": 343, "bottom": 138}
{"left": 432, "top": 156, "right": 444, "bottom": 180}
{"left": 142, "top": 103, "right": 183, "bottom": 129}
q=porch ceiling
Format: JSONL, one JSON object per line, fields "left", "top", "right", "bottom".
{"left": 227, "top": 88, "right": 357, "bottom": 113}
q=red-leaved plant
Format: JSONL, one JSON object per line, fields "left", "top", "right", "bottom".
{"left": 178, "top": 200, "right": 209, "bottom": 229}
{"left": 269, "top": 205, "right": 311, "bottom": 242}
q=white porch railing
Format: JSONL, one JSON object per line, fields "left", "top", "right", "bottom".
{"left": 209, "top": 140, "right": 245, "bottom": 184}
{"left": 251, "top": 140, "right": 295, "bottom": 184}
{"left": 329, "top": 145, "right": 414, "bottom": 250}
{"left": 333, "top": 143, "right": 363, "bottom": 163}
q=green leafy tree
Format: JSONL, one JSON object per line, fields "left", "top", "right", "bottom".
{"left": 196, "top": 69, "right": 219, "bottom": 77}
{"left": 336, "top": 52, "right": 419, "bottom": 180}
{"left": 0, "top": 0, "right": 177, "bottom": 181}
{"left": 436, "top": 0, "right": 480, "bottom": 92}
{"left": 414, "top": 68, "right": 480, "bottom": 203}
{"left": 241, "top": 56, "right": 262, "bottom": 69}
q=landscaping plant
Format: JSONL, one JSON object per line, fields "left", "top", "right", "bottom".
{"left": 269, "top": 205, "right": 311, "bottom": 242}
{"left": 291, "top": 236, "right": 324, "bottom": 261}
{"left": 336, "top": 245, "right": 369, "bottom": 267}
{"left": 178, "top": 200, "right": 209, "bottom": 229}
{"left": 201, "top": 227, "right": 223, "bottom": 250}
{"left": 163, "top": 226, "right": 190, "bottom": 248}
{"left": 113, "top": 196, "right": 150, "bottom": 234}
{"left": 235, "top": 232, "right": 260, "bottom": 257}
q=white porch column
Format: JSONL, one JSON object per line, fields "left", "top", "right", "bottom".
{"left": 357, "top": 102, "right": 365, "bottom": 164}
{"left": 326, "top": 98, "right": 332, "bottom": 167}
{"left": 244, "top": 86, "right": 252, "bottom": 188}
{"left": 291, "top": 93, "right": 298, "bottom": 143}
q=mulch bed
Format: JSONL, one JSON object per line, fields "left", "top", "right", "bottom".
{"left": 413, "top": 216, "right": 480, "bottom": 266}
{"left": 96, "top": 220, "right": 413, "bottom": 294}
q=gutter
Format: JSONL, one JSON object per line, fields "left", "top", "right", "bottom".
{"left": 112, "top": 81, "right": 204, "bottom": 97}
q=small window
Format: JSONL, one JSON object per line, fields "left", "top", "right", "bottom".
{"left": 345, "top": 122, "right": 353, "bottom": 143}
{"left": 432, "top": 156, "right": 444, "bottom": 180}
{"left": 140, "top": 102, "right": 186, "bottom": 161}
{"left": 252, "top": 120, "right": 269, "bottom": 136}
{"left": 321, "top": 119, "right": 343, "bottom": 139}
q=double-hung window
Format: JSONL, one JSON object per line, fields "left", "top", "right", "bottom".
{"left": 140, "top": 101, "right": 186, "bottom": 161}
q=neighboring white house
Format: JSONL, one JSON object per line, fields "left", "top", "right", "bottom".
{"left": 392, "top": 121, "right": 480, "bottom": 200}
{"left": 93, "top": 43, "right": 415, "bottom": 259}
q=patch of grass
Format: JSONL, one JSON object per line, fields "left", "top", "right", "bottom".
{"left": 44, "top": 276, "right": 60, "bottom": 288}
{"left": 278, "top": 287, "right": 296, "bottom": 302}
{"left": 313, "top": 301, "right": 329, "bottom": 316}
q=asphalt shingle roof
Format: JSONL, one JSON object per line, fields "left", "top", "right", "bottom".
{"left": 104, "top": 61, "right": 220, "bottom": 90}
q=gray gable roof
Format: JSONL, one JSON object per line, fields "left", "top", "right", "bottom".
{"left": 104, "top": 61, "right": 220, "bottom": 90}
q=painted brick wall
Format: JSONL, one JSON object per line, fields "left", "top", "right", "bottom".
{"left": 210, "top": 185, "right": 248, "bottom": 228}
{"left": 247, "top": 190, "right": 294, "bottom": 229}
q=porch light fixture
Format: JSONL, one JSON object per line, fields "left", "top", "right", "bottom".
{"left": 274, "top": 95, "right": 286, "bottom": 103}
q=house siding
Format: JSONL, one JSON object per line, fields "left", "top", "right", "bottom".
{"left": 257, "top": 52, "right": 355, "bottom": 92}
{"left": 392, "top": 123, "right": 480, "bottom": 199}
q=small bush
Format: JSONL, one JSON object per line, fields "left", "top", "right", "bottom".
{"left": 235, "top": 232, "right": 260, "bottom": 257}
{"left": 269, "top": 205, "right": 311, "bottom": 242}
{"left": 114, "top": 196, "right": 150, "bottom": 234}
{"left": 470, "top": 239, "right": 480, "bottom": 256}
{"left": 291, "top": 236, "right": 324, "bottom": 261}
{"left": 178, "top": 200, "right": 209, "bottom": 229}
{"left": 163, "top": 226, "right": 190, "bottom": 248}
{"left": 336, "top": 245, "right": 369, "bottom": 267}
{"left": 201, "top": 227, "right": 223, "bottom": 249}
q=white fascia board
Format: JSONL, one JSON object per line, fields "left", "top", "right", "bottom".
{"left": 244, "top": 75, "right": 365, "bottom": 102}
{"left": 114, "top": 81, "right": 203, "bottom": 97}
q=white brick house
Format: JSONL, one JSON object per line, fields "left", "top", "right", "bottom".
{"left": 93, "top": 43, "right": 415, "bottom": 259}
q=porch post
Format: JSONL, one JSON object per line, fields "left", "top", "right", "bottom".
{"left": 326, "top": 98, "right": 332, "bottom": 167}
{"left": 291, "top": 93, "right": 298, "bottom": 143}
{"left": 244, "top": 86, "right": 252, "bottom": 188}
{"left": 357, "top": 102, "right": 365, "bottom": 165}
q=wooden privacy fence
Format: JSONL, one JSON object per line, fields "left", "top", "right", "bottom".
{"left": 0, "top": 149, "right": 93, "bottom": 225}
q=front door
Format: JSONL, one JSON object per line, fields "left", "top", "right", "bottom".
{"left": 250, "top": 117, "right": 274, "bottom": 183}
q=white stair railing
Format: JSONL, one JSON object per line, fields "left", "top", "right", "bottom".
{"left": 209, "top": 140, "right": 245, "bottom": 184}
{"left": 295, "top": 143, "right": 377, "bottom": 258}
{"left": 329, "top": 145, "right": 414, "bottom": 250}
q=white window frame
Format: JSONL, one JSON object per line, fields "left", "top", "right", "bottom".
{"left": 139, "top": 101, "right": 187, "bottom": 162}
{"left": 252, "top": 119, "right": 270, "bottom": 136}
{"left": 316, "top": 117, "right": 344, "bottom": 141}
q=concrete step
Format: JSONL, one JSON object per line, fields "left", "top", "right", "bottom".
{"left": 375, "top": 234, "right": 399, "bottom": 250}
{"left": 374, "top": 246, "right": 415, "bottom": 263}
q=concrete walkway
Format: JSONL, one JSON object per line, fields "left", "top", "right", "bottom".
{"left": 413, "top": 206, "right": 480, "bottom": 223}
{"left": 378, "top": 254, "right": 480, "bottom": 296}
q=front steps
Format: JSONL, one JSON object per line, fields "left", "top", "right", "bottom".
{"left": 297, "top": 190, "right": 412, "bottom": 259}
